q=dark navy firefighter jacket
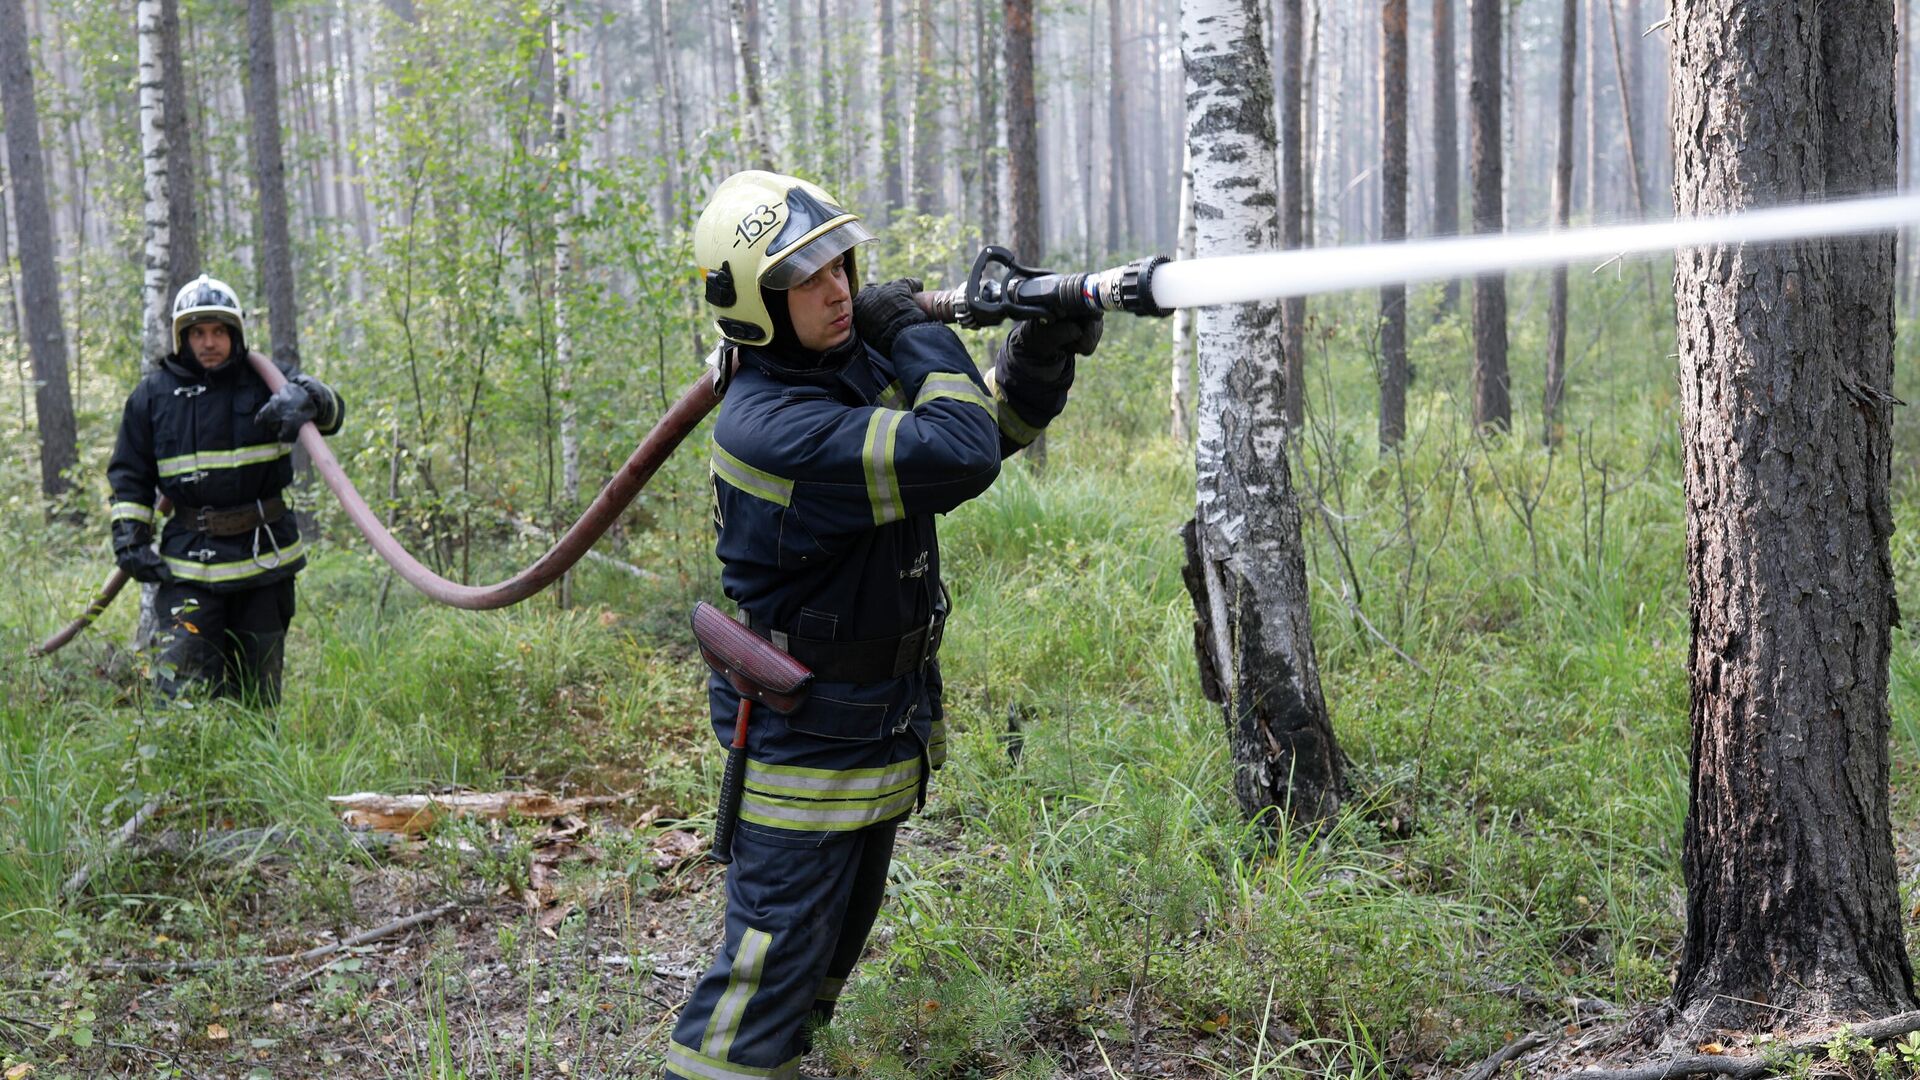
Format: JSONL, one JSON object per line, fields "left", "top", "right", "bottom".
{"left": 709, "top": 320, "right": 1071, "bottom": 839}
{"left": 107, "top": 350, "right": 343, "bottom": 592}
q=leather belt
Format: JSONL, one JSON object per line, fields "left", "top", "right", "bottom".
{"left": 742, "top": 612, "right": 945, "bottom": 684}
{"left": 176, "top": 496, "right": 287, "bottom": 537}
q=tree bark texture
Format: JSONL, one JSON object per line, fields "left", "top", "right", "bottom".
{"left": 1105, "top": 0, "right": 1131, "bottom": 252}
{"left": 139, "top": 0, "right": 173, "bottom": 369}
{"left": 1170, "top": 141, "right": 1195, "bottom": 444}
{"left": 1431, "top": 0, "right": 1459, "bottom": 313}
{"left": 1279, "top": 0, "right": 1306, "bottom": 433}
{"left": 1467, "top": 0, "right": 1508, "bottom": 431}
{"left": 880, "top": 0, "right": 904, "bottom": 214}
{"left": 0, "top": 0, "right": 78, "bottom": 501}
{"left": 1004, "top": 0, "right": 1041, "bottom": 263}
{"left": 1670, "top": 0, "right": 1915, "bottom": 1029}
{"left": 730, "top": 0, "right": 776, "bottom": 169}
{"left": 911, "top": 0, "right": 940, "bottom": 213}
{"left": 246, "top": 0, "right": 301, "bottom": 370}
{"left": 1378, "top": 0, "right": 1407, "bottom": 448}
{"left": 1544, "top": 0, "right": 1576, "bottom": 446}
{"left": 160, "top": 0, "right": 198, "bottom": 300}
{"left": 1180, "top": 0, "right": 1342, "bottom": 827}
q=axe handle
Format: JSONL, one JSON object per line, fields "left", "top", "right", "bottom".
{"left": 709, "top": 699, "right": 753, "bottom": 864}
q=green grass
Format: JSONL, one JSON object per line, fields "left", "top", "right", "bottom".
{"left": 2, "top": 269, "right": 1918, "bottom": 1076}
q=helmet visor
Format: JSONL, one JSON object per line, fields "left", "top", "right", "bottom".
{"left": 761, "top": 220, "right": 876, "bottom": 290}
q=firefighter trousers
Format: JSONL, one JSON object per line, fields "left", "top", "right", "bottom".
{"left": 663, "top": 819, "right": 897, "bottom": 1080}
{"left": 152, "top": 578, "right": 295, "bottom": 707}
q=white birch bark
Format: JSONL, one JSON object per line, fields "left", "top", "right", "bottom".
{"left": 1169, "top": 141, "right": 1195, "bottom": 444}
{"left": 138, "top": 0, "right": 171, "bottom": 370}
{"left": 1180, "top": 0, "right": 1342, "bottom": 824}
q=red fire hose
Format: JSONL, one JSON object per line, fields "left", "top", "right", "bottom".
{"left": 31, "top": 350, "right": 725, "bottom": 655}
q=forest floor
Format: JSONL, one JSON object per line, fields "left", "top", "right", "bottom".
{"left": 7, "top": 288, "right": 1920, "bottom": 1078}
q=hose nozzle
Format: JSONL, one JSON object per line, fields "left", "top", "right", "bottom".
{"left": 916, "top": 246, "right": 1173, "bottom": 327}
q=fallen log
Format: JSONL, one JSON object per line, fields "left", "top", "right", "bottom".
{"left": 1565, "top": 1008, "right": 1920, "bottom": 1080}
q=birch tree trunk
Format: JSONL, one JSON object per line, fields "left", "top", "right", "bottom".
{"left": 1544, "top": 0, "right": 1575, "bottom": 446}
{"left": 1170, "top": 142, "right": 1195, "bottom": 444}
{"left": 730, "top": 0, "right": 775, "bottom": 169}
{"left": 1377, "top": 0, "right": 1407, "bottom": 447}
{"left": 0, "top": 0, "right": 78, "bottom": 504}
{"left": 1180, "top": 0, "right": 1342, "bottom": 827}
{"left": 139, "top": 0, "right": 173, "bottom": 369}
{"left": 1670, "top": 0, "right": 1915, "bottom": 1030}
{"left": 1467, "top": 0, "right": 1508, "bottom": 431}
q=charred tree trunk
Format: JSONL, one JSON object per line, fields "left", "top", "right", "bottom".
{"left": 1543, "top": 0, "right": 1575, "bottom": 445}
{"left": 0, "top": 0, "right": 78, "bottom": 504}
{"left": 1378, "top": 0, "right": 1407, "bottom": 448}
{"left": 1430, "top": 0, "right": 1459, "bottom": 314}
{"left": 1670, "top": 0, "right": 1916, "bottom": 1030}
{"left": 1181, "top": 0, "right": 1342, "bottom": 828}
{"left": 1467, "top": 0, "right": 1508, "bottom": 431}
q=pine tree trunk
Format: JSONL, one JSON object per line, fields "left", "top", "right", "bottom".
{"left": 246, "top": 0, "right": 301, "bottom": 371}
{"left": 0, "top": 0, "right": 78, "bottom": 504}
{"left": 1377, "top": 0, "right": 1407, "bottom": 448}
{"left": 1544, "top": 0, "right": 1575, "bottom": 446}
{"left": 1105, "top": 0, "right": 1130, "bottom": 253}
{"left": 1004, "top": 0, "right": 1040, "bottom": 262}
{"left": 974, "top": 0, "right": 998, "bottom": 249}
{"left": 911, "top": 0, "right": 940, "bottom": 213}
{"left": 880, "top": 0, "right": 903, "bottom": 213}
{"left": 1180, "top": 0, "right": 1342, "bottom": 828}
{"left": 160, "top": 0, "right": 197, "bottom": 299}
{"left": 1467, "top": 0, "right": 1508, "bottom": 431}
{"left": 1431, "top": 0, "right": 1458, "bottom": 317}
{"left": 1670, "top": 0, "right": 1916, "bottom": 1030}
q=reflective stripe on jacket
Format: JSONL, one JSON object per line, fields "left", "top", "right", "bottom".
{"left": 708, "top": 323, "right": 1071, "bottom": 835}
{"left": 107, "top": 352, "right": 344, "bottom": 593}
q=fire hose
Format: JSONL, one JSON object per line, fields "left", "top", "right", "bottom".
{"left": 32, "top": 191, "right": 1920, "bottom": 657}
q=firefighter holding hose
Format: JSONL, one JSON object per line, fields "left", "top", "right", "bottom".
{"left": 666, "top": 171, "right": 1103, "bottom": 1080}
{"left": 106, "top": 276, "right": 345, "bottom": 705}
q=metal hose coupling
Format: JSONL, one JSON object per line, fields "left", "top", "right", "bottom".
{"left": 915, "top": 247, "right": 1175, "bottom": 327}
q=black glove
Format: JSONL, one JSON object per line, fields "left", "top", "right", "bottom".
{"left": 1009, "top": 313, "right": 1104, "bottom": 369}
{"left": 111, "top": 520, "right": 171, "bottom": 585}
{"left": 254, "top": 378, "right": 318, "bottom": 440}
{"left": 853, "top": 278, "right": 931, "bottom": 356}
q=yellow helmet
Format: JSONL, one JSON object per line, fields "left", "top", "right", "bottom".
{"left": 693, "top": 171, "right": 875, "bottom": 345}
